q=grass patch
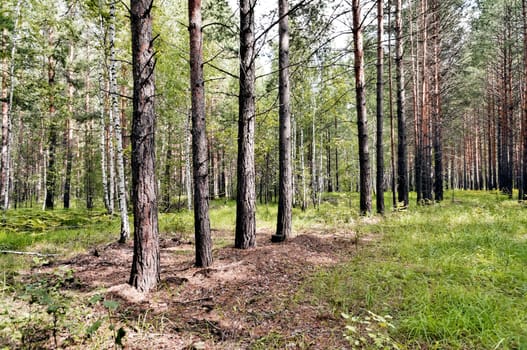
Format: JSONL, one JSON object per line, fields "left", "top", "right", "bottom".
{"left": 304, "top": 191, "right": 527, "bottom": 349}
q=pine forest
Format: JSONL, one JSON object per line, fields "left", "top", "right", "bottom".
{"left": 1, "top": 0, "right": 527, "bottom": 348}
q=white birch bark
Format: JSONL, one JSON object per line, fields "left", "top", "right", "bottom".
{"left": 1, "top": 0, "right": 22, "bottom": 209}
{"left": 108, "top": 0, "right": 130, "bottom": 242}
{"left": 185, "top": 113, "right": 193, "bottom": 211}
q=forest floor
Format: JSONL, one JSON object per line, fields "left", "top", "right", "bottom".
{"left": 3, "top": 192, "right": 527, "bottom": 349}
{"left": 3, "top": 227, "right": 362, "bottom": 349}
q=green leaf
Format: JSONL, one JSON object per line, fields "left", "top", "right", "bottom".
{"left": 88, "top": 294, "right": 103, "bottom": 305}
{"left": 103, "top": 299, "right": 119, "bottom": 311}
{"left": 86, "top": 319, "right": 102, "bottom": 336}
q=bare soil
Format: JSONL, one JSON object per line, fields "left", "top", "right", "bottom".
{"left": 28, "top": 229, "right": 360, "bottom": 349}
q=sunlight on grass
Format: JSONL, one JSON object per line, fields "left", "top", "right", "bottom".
{"left": 304, "top": 191, "right": 527, "bottom": 349}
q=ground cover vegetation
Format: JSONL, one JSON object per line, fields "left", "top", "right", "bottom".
{"left": 0, "top": 191, "right": 525, "bottom": 349}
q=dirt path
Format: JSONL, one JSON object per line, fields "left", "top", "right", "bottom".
{"left": 27, "top": 229, "right": 359, "bottom": 349}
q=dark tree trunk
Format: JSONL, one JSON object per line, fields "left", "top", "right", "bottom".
{"left": 129, "top": 0, "right": 160, "bottom": 292}
{"left": 376, "top": 0, "right": 385, "bottom": 214}
{"left": 352, "top": 0, "right": 372, "bottom": 215}
{"left": 64, "top": 45, "right": 74, "bottom": 209}
{"left": 432, "top": 0, "right": 443, "bottom": 201}
{"left": 395, "top": 0, "right": 408, "bottom": 207}
{"left": 63, "top": 118, "right": 73, "bottom": 209}
{"left": 235, "top": 0, "right": 257, "bottom": 249}
{"left": 274, "top": 0, "right": 293, "bottom": 242}
{"left": 45, "top": 29, "right": 57, "bottom": 210}
{"left": 189, "top": 0, "right": 213, "bottom": 267}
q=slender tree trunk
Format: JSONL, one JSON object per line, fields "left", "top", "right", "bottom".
{"left": 395, "top": 0, "right": 408, "bottom": 207}
{"left": 45, "top": 28, "right": 57, "bottom": 210}
{"left": 274, "top": 0, "right": 293, "bottom": 242}
{"left": 63, "top": 44, "right": 75, "bottom": 209}
{"left": 300, "top": 128, "right": 307, "bottom": 211}
{"left": 185, "top": 113, "right": 193, "bottom": 210}
{"left": 353, "top": 0, "right": 372, "bottom": 215}
{"left": 235, "top": 0, "right": 257, "bottom": 249}
{"left": 522, "top": 0, "right": 527, "bottom": 200}
{"left": 334, "top": 115, "right": 339, "bottom": 192}
{"left": 97, "top": 3, "right": 111, "bottom": 213}
{"left": 189, "top": 0, "right": 213, "bottom": 266}
{"left": 387, "top": 0, "right": 397, "bottom": 209}
{"left": 108, "top": 0, "right": 131, "bottom": 242}
{"left": 432, "top": 0, "right": 443, "bottom": 201}
{"left": 1, "top": 31, "right": 9, "bottom": 209}
{"left": 129, "top": 0, "right": 160, "bottom": 292}
{"left": 1, "top": 0, "right": 21, "bottom": 210}
{"left": 376, "top": 0, "right": 385, "bottom": 214}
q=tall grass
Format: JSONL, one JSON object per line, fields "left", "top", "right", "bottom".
{"left": 305, "top": 191, "right": 527, "bottom": 348}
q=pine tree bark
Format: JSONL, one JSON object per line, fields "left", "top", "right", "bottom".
{"left": 63, "top": 45, "right": 74, "bottom": 209}
{"left": 387, "top": 0, "right": 397, "bottom": 209}
{"left": 376, "top": 0, "right": 385, "bottom": 214}
{"left": 189, "top": 0, "right": 213, "bottom": 267}
{"left": 235, "top": 0, "right": 257, "bottom": 249}
{"left": 129, "top": 0, "right": 160, "bottom": 292}
{"left": 274, "top": 0, "right": 293, "bottom": 242}
{"left": 352, "top": 0, "right": 372, "bottom": 215}
{"left": 395, "top": 0, "right": 408, "bottom": 207}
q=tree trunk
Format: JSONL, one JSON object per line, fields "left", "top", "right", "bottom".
{"left": 185, "top": 113, "right": 193, "bottom": 210}
{"left": 1, "top": 30, "right": 8, "bottom": 209}
{"left": 352, "top": 0, "right": 372, "bottom": 215}
{"left": 235, "top": 0, "right": 257, "bottom": 249}
{"left": 1, "top": 0, "right": 20, "bottom": 209}
{"left": 129, "top": 0, "right": 160, "bottom": 293}
{"left": 432, "top": 0, "right": 443, "bottom": 201}
{"left": 274, "top": 0, "right": 293, "bottom": 242}
{"left": 376, "top": 0, "right": 385, "bottom": 214}
{"left": 189, "top": 0, "right": 213, "bottom": 267}
{"left": 388, "top": 0, "right": 397, "bottom": 209}
{"left": 522, "top": 0, "right": 527, "bottom": 200}
{"left": 395, "top": 0, "right": 408, "bottom": 207}
{"left": 64, "top": 44, "right": 74, "bottom": 209}
{"left": 109, "top": 0, "right": 130, "bottom": 243}
{"left": 45, "top": 28, "right": 57, "bottom": 211}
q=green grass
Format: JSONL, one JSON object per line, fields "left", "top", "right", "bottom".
{"left": 0, "top": 209, "right": 119, "bottom": 271}
{"left": 304, "top": 190, "right": 527, "bottom": 349}
{"left": 2, "top": 191, "right": 527, "bottom": 348}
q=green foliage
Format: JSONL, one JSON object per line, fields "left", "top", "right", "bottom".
{"left": 342, "top": 311, "right": 400, "bottom": 350}
{"left": 304, "top": 191, "right": 527, "bottom": 349}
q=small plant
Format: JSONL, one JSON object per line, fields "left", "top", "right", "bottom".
{"left": 86, "top": 294, "right": 126, "bottom": 348}
{"left": 342, "top": 310, "right": 400, "bottom": 350}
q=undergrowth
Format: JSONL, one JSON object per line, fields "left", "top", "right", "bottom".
{"left": 303, "top": 191, "right": 527, "bottom": 349}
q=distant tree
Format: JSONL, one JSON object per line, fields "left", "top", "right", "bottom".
{"left": 395, "top": 0, "right": 408, "bottom": 207}
{"left": 45, "top": 27, "right": 58, "bottom": 210}
{"left": 522, "top": 0, "right": 527, "bottom": 201}
{"left": 376, "top": 0, "right": 385, "bottom": 214}
{"left": 129, "top": 0, "right": 160, "bottom": 292}
{"left": 352, "top": 0, "right": 371, "bottom": 215}
{"left": 235, "top": 0, "right": 257, "bottom": 249}
{"left": 189, "top": 0, "right": 213, "bottom": 267}
{"left": 273, "top": 0, "right": 293, "bottom": 242}
{"left": 108, "top": 0, "right": 130, "bottom": 242}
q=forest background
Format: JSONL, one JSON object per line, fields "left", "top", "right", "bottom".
{"left": 1, "top": 0, "right": 527, "bottom": 348}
